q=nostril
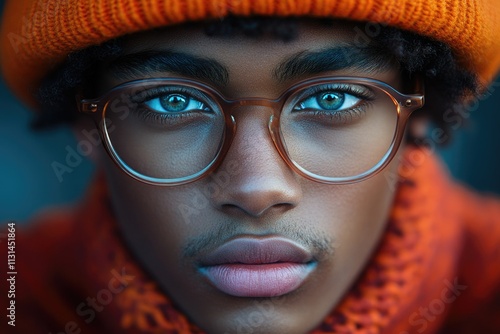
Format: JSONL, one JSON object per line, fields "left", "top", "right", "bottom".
{"left": 219, "top": 201, "right": 296, "bottom": 218}
{"left": 220, "top": 203, "right": 240, "bottom": 211}
{"left": 271, "top": 203, "right": 295, "bottom": 211}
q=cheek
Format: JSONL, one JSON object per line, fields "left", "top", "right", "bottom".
{"left": 99, "top": 145, "right": 203, "bottom": 224}
{"left": 101, "top": 163, "right": 225, "bottom": 318}
{"left": 331, "top": 174, "right": 395, "bottom": 270}
{"left": 299, "top": 151, "right": 399, "bottom": 299}
{"left": 100, "top": 155, "right": 201, "bottom": 274}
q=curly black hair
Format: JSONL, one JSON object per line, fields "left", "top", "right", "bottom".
{"left": 34, "top": 16, "right": 479, "bottom": 144}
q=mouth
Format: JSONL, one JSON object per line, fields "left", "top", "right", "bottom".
{"left": 198, "top": 237, "right": 317, "bottom": 297}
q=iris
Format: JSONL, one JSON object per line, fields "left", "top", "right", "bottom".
{"left": 160, "top": 94, "right": 189, "bottom": 112}
{"left": 317, "top": 92, "right": 344, "bottom": 110}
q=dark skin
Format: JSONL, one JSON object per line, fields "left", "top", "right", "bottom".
{"left": 78, "top": 20, "right": 408, "bottom": 333}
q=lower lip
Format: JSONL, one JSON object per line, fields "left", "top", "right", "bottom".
{"left": 200, "top": 262, "right": 315, "bottom": 297}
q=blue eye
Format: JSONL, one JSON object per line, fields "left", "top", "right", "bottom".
{"left": 294, "top": 91, "right": 361, "bottom": 112}
{"left": 145, "top": 93, "right": 209, "bottom": 113}
{"left": 161, "top": 94, "right": 188, "bottom": 112}
{"left": 317, "top": 92, "right": 345, "bottom": 110}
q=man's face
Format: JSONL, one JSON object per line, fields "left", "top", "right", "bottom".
{"left": 97, "top": 20, "right": 403, "bottom": 334}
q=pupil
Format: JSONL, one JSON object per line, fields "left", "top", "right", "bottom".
{"left": 160, "top": 94, "right": 189, "bottom": 112}
{"left": 317, "top": 92, "right": 345, "bottom": 110}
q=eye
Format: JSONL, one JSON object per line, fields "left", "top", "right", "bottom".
{"left": 145, "top": 92, "right": 210, "bottom": 113}
{"left": 293, "top": 90, "right": 361, "bottom": 112}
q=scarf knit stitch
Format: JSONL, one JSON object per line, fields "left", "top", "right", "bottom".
{"left": 3, "top": 146, "right": 500, "bottom": 333}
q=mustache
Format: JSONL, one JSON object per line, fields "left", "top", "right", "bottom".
{"left": 182, "top": 218, "right": 335, "bottom": 262}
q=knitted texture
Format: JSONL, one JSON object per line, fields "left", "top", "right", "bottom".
{"left": 3, "top": 146, "right": 500, "bottom": 333}
{"left": 1, "top": 0, "right": 499, "bottom": 107}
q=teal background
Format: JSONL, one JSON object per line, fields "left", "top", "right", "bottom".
{"left": 1, "top": 0, "right": 499, "bottom": 222}
{"left": 0, "top": 78, "right": 95, "bottom": 222}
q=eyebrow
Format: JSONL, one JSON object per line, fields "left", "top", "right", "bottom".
{"left": 107, "top": 50, "right": 230, "bottom": 86}
{"left": 107, "top": 44, "right": 396, "bottom": 87}
{"left": 274, "top": 45, "right": 397, "bottom": 82}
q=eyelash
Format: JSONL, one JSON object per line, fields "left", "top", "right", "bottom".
{"left": 131, "top": 87, "right": 213, "bottom": 125}
{"left": 293, "top": 84, "right": 375, "bottom": 123}
{"left": 295, "top": 83, "right": 374, "bottom": 108}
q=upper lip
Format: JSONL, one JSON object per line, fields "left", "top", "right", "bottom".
{"left": 199, "top": 236, "right": 314, "bottom": 266}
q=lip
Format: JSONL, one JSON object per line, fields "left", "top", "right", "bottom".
{"left": 198, "top": 237, "right": 316, "bottom": 297}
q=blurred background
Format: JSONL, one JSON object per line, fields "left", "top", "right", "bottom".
{"left": 1, "top": 0, "right": 499, "bottom": 223}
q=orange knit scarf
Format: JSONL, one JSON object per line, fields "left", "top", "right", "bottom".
{"left": 15, "top": 147, "right": 468, "bottom": 333}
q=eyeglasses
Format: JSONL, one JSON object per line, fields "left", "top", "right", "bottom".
{"left": 79, "top": 76, "right": 424, "bottom": 186}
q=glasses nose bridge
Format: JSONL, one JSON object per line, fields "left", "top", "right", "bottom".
{"left": 222, "top": 97, "right": 286, "bottom": 165}
{"left": 225, "top": 97, "right": 283, "bottom": 115}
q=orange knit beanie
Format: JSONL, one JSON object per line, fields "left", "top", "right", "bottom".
{"left": 1, "top": 0, "right": 500, "bottom": 107}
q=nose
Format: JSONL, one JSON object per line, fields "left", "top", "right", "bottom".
{"left": 211, "top": 109, "right": 302, "bottom": 218}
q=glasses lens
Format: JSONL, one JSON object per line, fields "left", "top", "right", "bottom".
{"left": 103, "top": 82, "right": 226, "bottom": 181}
{"left": 280, "top": 81, "right": 399, "bottom": 179}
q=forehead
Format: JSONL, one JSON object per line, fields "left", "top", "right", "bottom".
{"left": 112, "top": 20, "right": 399, "bottom": 96}
{"left": 124, "top": 20, "right": 358, "bottom": 56}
